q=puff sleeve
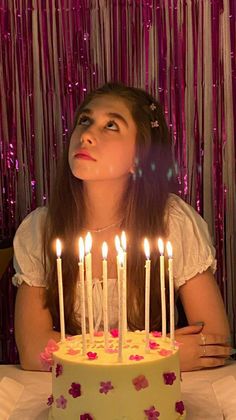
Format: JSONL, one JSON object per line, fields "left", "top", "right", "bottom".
{"left": 12, "top": 207, "right": 48, "bottom": 287}
{"left": 167, "top": 195, "right": 217, "bottom": 290}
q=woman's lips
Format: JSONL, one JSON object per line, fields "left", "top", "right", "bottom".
{"left": 74, "top": 151, "right": 96, "bottom": 161}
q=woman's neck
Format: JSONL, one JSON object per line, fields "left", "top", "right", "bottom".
{"left": 83, "top": 177, "right": 128, "bottom": 230}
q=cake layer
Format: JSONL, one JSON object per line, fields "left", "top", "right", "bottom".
{"left": 48, "top": 331, "right": 185, "bottom": 420}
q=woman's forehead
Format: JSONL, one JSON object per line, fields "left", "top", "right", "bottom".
{"left": 83, "top": 94, "right": 132, "bottom": 116}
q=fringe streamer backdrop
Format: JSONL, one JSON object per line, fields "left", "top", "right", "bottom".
{"left": 0, "top": 0, "right": 235, "bottom": 344}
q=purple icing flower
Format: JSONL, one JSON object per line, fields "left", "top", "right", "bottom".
{"left": 163, "top": 372, "right": 176, "bottom": 385}
{"left": 55, "top": 395, "right": 67, "bottom": 409}
{"left": 47, "top": 394, "right": 54, "bottom": 406}
{"left": 99, "top": 381, "right": 114, "bottom": 394}
{"left": 175, "top": 400, "right": 185, "bottom": 415}
{"left": 132, "top": 375, "right": 149, "bottom": 391}
{"left": 80, "top": 413, "right": 93, "bottom": 420}
{"left": 129, "top": 354, "right": 144, "bottom": 361}
{"left": 55, "top": 363, "right": 63, "bottom": 377}
{"left": 87, "top": 351, "right": 98, "bottom": 360}
{"left": 110, "top": 328, "right": 119, "bottom": 338}
{"left": 149, "top": 340, "right": 160, "bottom": 350}
{"left": 151, "top": 331, "right": 162, "bottom": 337}
{"left": 69, "top": 382, "right": 81, "bottom": 398}
{"left": 144, "top": 405, "right": 160, "bottom": 419}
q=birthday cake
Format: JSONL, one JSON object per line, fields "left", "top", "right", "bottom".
{"left": 46, "top": 330, "right": 185, "bottom": 420}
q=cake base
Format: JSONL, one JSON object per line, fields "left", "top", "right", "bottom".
{"left": 48, "top": 331, "right": 186, "bottom": 420}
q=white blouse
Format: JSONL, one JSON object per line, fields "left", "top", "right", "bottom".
{"left": 12, "top": 194, "right": 216, "bottom": 330}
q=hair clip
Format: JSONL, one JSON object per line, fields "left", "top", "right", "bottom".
{"left": 150, "top": 103, "right": 157, "bottom": 111}
{"left": 151, "top": 120, "right": 159, "bottom": 128}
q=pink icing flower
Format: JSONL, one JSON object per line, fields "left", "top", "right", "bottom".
{"left": 87, "top": 351, "right": 98, "bottom": 360}
{"left": 67, "top": 348, "right": 80, "bottom": 355}
{"left": 159, "top": 349, "right": 173, "bottom": 357}
{"left": 69, "top": 382, "right": 81, "bottom": 398}
{"left": 99, "top": 381, "right": 114, "bottom": 394}
{"left": 151, "top": 331, "right": 162, "bottom": 337}
{"left": 163, "top": 372, "right": 176, "bottom": 385}
{"left": 40, "top": 339, "right": 59, "bottom": 370}
{"left": 175, "top": 401, "right": 185, "bottom": 415}
{"left": 149, "top": 340, "right": 160, "bottom": 350}
{"left": 132, "top": 375, "right": 149, "bottom": 391}
{"left": 129, "top": 354, "right": 144, "bottom": 361}
{"left": 144, "top": 405, "right": 160, "bottom": 419}
{"left": 110, "top": 329, "right": 119, "bottom": 338}
{"left": 55, "top": 363, "right": 63, "bottom": 377}
{"left": 80, "top": 413, "right": 93, "bottom": 420}
{"left": 55, "top": 395, "right": 67, "bottom": 409}
{"left": 46, "top": 339, "right": 60, "bottom": 352}
{"left": 94, "top": 331, "right": 103, "bottom": 336}
{"left": 47, "top": 394, "right": 54, "bottom": 406}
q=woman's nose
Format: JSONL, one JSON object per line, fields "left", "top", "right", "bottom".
{"left": 80, "top": 128, "right": 97, "bottom": 146}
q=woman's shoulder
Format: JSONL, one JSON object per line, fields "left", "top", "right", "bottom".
{"left": 16, "top": 206, "right": 48, "bottom": 232}
{"left": 167, "top": 193, "right": 201, "bottom": 222}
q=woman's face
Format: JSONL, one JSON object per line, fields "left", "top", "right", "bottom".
{"left": 68, "top": 95, "right": 137, "bottom": 182}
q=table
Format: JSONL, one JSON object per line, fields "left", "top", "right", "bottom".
{"left": 0, "top": 362, "right": 236, "bottom": 419}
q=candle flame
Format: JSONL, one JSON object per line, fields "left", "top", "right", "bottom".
{"left": 102, "top": 241, "right": 108, "bottom": 259}
{"left": 121, "top": 231, "right": 127, "bottom": 251}
{"left": 118, "top": 248, "right": 124, "bottom": 267}
{"left": 56, "top": 238, "right": 62, "bottom": 258}
{"left": 157, "top": 238, "right": 164, "bottom": 255}
{"left": 85, "top": 232, "right": 92, "bottom": 254}
{"left": 78, "top": 237, "right": 85, "bottom": 261}
{"left": 115, "top": 235, "right": 121, "bottom": 253}
{"left": 166, "top": 241, "right": 173, "bottom": 258}
{"left": 144, "top": 238, "right": 150, "bottom": 259}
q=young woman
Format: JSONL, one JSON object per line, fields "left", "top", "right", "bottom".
{"left": 13, "top": 82, "right": 230, "bottom": 371}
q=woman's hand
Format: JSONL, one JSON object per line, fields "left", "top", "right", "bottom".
{"left": 175, "top": 325, "right": 231, "bottom": 372}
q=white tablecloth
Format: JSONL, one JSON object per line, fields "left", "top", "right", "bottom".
{"left": 0, "top": 362, "right": 236, "bottom": 419}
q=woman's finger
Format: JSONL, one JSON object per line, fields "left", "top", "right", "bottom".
{"left": 199, "top": 332, "right": 229, "bottom": 345}
{"left": 199, "top": 345, "right": 231, "bottom": 358}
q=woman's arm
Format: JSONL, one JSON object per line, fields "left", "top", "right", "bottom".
{"left": 179, "top": 268, "right": 230, "bottom": 336}
{"left": 176, "top": 269, "right": 231, "bottom": 371}
{"left": 15, "top": 282, "right": 60, "bottom": 371}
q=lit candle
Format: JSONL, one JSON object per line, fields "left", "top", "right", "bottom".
{"left": 144, "top": 238, "right": 151, "bottom": 352}
{"left": 85, "top": 232, "right": 94, "bottom": 344}
{"left": 118, "top": 249, "right": 124, "bottom": 362}
{"left": 121, "top": 231, "right": 127, "bottom": 333}
{"left": 56, "top": 239, "right": 65, "bottom": 341}
{"left": 115, "top": 235, "right": 121, "bottom": 301}
{"left": 102, "top": 242, "right": 109, "bottom": 350}
{"left": 167, "top": 241, "right": 175, "bottom": 347}
{"left": 78, "top": 237, "right": 87, "bottom": 354}
{"left": 158, "top": 238, "right": 166, "bottom": 338}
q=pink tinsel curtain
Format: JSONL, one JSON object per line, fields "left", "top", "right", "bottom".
{"left": 0, "top": 0, "right": 235, "bottom": 343}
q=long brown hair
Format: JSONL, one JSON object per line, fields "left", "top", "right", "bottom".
{"left": 44, "top": 82, "right": 177, "bottom": 334}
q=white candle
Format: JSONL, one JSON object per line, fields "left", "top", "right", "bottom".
{"left": 118, "top": 249, "right": 124, "bottom": 362}
{"left": 115, "top": 235, "right": 121, "bottom": 301}
{"left": 158, "top": 238, "right": 166, "bottom": 338}
{"left": 78, "top": 237, "right": 87, "bottom": 354}
{"left": 144, "top": 238, "right": 151, "bottom": 352}
{"left": 102, "top": 242, "right": 109, "bottom": 350}
{"left": 56, "top": 239, "right": 65, "bottom": 341}
{"left": 167, "top": 241, "right": 175, "bottom": 348}
{"left": 121, "top": 231, "right": 127, "bottom": 334}
{"left": 85, "top": 232, "right": 94, "bottom": 344}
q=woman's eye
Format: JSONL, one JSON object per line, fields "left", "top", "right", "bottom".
{"left": 106, "top": 120, "right": 119, "bottom": 130}
{"left": 78, "top": 116, "right": 90, "bottom": 126}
